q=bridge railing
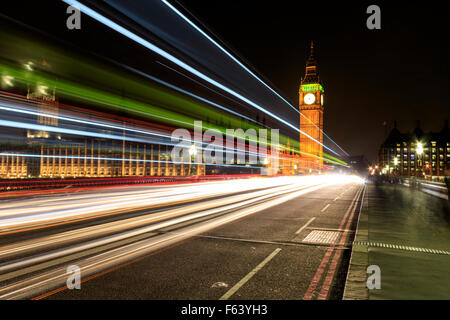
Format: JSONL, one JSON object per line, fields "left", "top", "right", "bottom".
{"left": 403, "top": 178, "right": 449, "bottom": 200}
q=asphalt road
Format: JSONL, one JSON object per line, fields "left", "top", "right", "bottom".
{"left": 0, "top": 176, "right": 364, "bottom": 300}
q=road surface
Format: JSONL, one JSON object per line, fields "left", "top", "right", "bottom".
{"left": 0, "top": 175, "right": 364, "bottom": 299}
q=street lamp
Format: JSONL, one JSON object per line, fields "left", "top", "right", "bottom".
{"left": 392, "top": 156, "right": 400, "bottom": 179}
{"left": 1, "top": 75, "right": 14, "bottom": 87}
{"left": 416, "top": 141, "right": 424, "bottom": 178}
{"left": 24, "top": 61, "right": 34, "bottom": 71}
{"left": 425, "top": 163, "right": 431, "bottom": 180}
{"left": 188, "top": 144, "right": 198, "bottom": 176}
{"left": 416, "top": 142, "right": 423, "bottom": 155}
{"left": 37, "top": 85, "right": 48, "bottom": 96}
{"left": 188, "top": 144, "right": 197, "bottom": 157}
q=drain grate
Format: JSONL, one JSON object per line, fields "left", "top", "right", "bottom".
{"left": 303, "top": 230, "right": 341, "bottom": 245}
{"left": 354, "top": 241, "right": 450, "bottom": 255}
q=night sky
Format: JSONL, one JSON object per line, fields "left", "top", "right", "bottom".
{"left": 175, "top": 1, "right": 450, "bottom": 162}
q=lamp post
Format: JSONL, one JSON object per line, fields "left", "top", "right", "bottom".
{"left": 416, "top": 141, "right": 423, "bottom": 178}
{"left": 188, "top": 144, "right": 197, "bottom": 157}
{"left": 1, "top": 75, "right": 14, "bottom": 88}
{"left": 394, "top": 156, "right": 399, "bottom": 175}
{"left": 425, "top": 164, "right": 431, "bottom": 180}
{"left": 188, "top": 144, "right": 197, "bottom": 175}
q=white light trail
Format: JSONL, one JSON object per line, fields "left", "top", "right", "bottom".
{"left": 0, "top": 175, "right": 361, "bottom": 299}
{"left": 160, "top": 0, "right": 349, "bottom": 156}
{"left": 0, "top": 98, "right": 346, "bottom": 166}
{"left": 61, "top": 0, "right": 340, "bottom": 157}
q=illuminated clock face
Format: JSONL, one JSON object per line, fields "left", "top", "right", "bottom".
{"left": 304, "top": 93, "right": 315, "bottom": 105}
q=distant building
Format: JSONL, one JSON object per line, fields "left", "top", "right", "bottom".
{"left": 377, "top": 121, "right": 450, "bottom": 181}
{"left": 0, "top": 82, "right": 206, "bottom": 179}
{"left": 344, "top": 155, "right": 369, "bottom": 176}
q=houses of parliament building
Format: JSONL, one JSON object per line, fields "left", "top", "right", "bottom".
{"left": 0, "top": 87, "right": 206, "bottom": 179}
{"left": 1, "top": 42, "right": 328, "bottom": 180}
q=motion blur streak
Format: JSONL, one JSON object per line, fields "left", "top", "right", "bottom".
{"left": 160, "top": 0, "right": 292, "bottom": 108}
{"left": 0, "top": 92, "right": 346, "bottom": 166}
{"left": 62, "top": 0, "right": 339, "bottom": 156}
{"left": 0, "top": 175, "right": 362, "bottom": 299}
{"left": 160, "top": 0, "right": 349, "bottom": 156}
{"left": 119, "top": 64, "right": 262, "bottom": 126}
{"left": 0, "top": 175, "right": 356, "bottom": 231}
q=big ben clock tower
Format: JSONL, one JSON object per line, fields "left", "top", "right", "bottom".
{"left": 299, "top": 41, "right": 324, "bottom": 168}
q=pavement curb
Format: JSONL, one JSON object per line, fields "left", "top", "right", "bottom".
{"left": 342, "top": 184, "right": 369, "bottom": 300}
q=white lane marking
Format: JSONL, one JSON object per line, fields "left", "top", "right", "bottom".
{"left": 295, "top": 217, "right": 316, "bottom": 235}
{"left": 339, "top": 187, "right": 348, "bottom": 197}
{"left": 338, "top": 186, "right": 354, "bottom": 198}
{"left": 321, "top": 204, "right": 331, "bottom": 212}
{"left": 219, "top": 248, "right": 281, "bottom": 300}
{"left": 0, "top": 183, "right": 328, "bottom": 281}
{"left": 354, "top": 241, "right": 450, "bottom": 255}
{"left": 0, "top": 183, "right": 331, "bottom": 298}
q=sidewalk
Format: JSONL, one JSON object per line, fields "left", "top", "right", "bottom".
{"left": 344, "top": 182, "right": 450, "bottom": 299}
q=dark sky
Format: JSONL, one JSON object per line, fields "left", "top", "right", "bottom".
{"left": 175, "top": 1, "right": 450, "bottom": 162}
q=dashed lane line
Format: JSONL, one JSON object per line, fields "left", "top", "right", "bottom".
{"left": 321, "top": 204, "right": 331, "bottom": 212}
{"left": 295, "top": 217, "right": 316, "bottom": 235}
{"left": 303, "top": 185, "right": 364, "bottom": 300}
{"left": 219, "top": 248, "right": 282, "bottom": 300}
{"left": 353, "top": 241, "right": 450, "bottom": 255}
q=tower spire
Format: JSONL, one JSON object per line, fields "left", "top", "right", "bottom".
{"left": 309, "top": 40, "right": 314, "bottom": 60}
{"left": 302, "top": 40, "right": 319, "bottom": 84}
